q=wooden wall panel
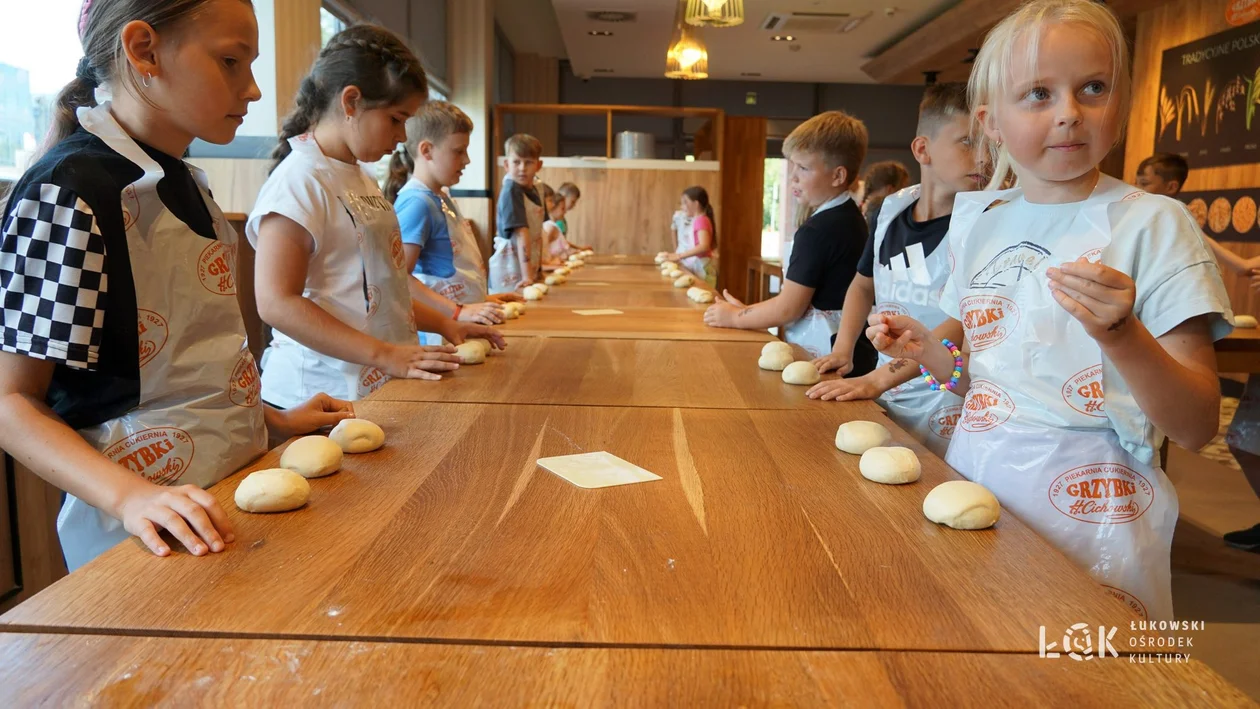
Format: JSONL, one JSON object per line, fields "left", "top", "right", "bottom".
{"left": 448, "top": 0, "right": 495, "bottom": 197}
{"left": 1127, "top": 0, "right": 1260, "bottom": 316}
{"left": 0, "top": 459, "right": 67, "bottom": 614}
{"left": 189, "top": 159, "right": 271, "bottom": 216}
{"left": 273, "top": 0, "right": 323, "bottom": 128}
{"left": 717, "top": 117, "right": 767, "bottom": 302}
{"left": 495, "top": 165, "right": 721, "bottom": 256}
{"left": 512, "top": 53, "right": 560, "bottom": 153}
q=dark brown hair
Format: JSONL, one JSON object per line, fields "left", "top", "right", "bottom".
{"left": 385, "top": 101, "right": 472, "bottom": 202}
{"left": 683, "top": 186, "right": 716, "bottom": 249}
{"left": 1138, "top": 153, "right": 1189, "bottom": 187}
{"left": 863, "top": 161, "right": 911, "bottom": 196}
{"left": 917, "top": 82, "right": 970, "bottom": 137}
{"left": 273, "top": 24, "right": 428, "bottom": 172}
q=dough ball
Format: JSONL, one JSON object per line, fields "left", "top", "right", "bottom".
{"left": 674, "top": 275, "right": 695, "bottom": 288}
{"left": 859, "top": 447, "right": 922, "bottom": 485}
{"left": 455, "top": 341, "right": 487, "bottom": 364}
{"left": 534, "top": 283, "right": 550, "bottom": 294}
{"left": 693, "top": 290, "right": 714, "bottom": 304}
{"left": 502, "top": 302, "right": 521, "bottom": 319}
{"left": 686, "top": 286, "right": 701, "bottom": 299}
{"left": 235, "top": 469, "right": 311, "bottom": 513}
{"left": 330, "top": 419, "right": 386, "bottom": 453}
{"left": 923, "top": 480, "right": 1001, "bottom": 530}
{"left": 661, "top": 261, "right": 679, "bottom": 272}
{"left": 781, "top": 361, "right": 820, "bottom": 385}
{"left": 545, "top": 275, "right": 565, "bottom": 286}
{"left": 467, "top": 338, "right": 493, "bottom": 355}
{"left": 523, "top": 285, "right": 544, "bottom": 301}
{"left": 655, "top": 253, "right": 667, "bottom": 263}
{"left": 761, "top": 341, "right": 793, "bottom": 358}
{"left": 667, "top": 269, "right": 684, "bottom": 279}
{"left": 582, "top": 250, "right": 595, "bottom": 257}
{"left": 279, "top": 435, "right": 343, "bottom": 478}
{"left": 835, "top": 421, "right": 892, "bottom": 455}
{"left": 758, "top": 349, "right": 794, "bottom": 371}
{"left": 1237, "top": 314, "right": 1258, "bottom": 328}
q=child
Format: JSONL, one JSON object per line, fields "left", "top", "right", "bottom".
{"left": 664, "top": 186, "right": 717, "bottom": 286}
{"left": 385, "top": 101, "right": 516, "bottom": 345}
{"left": 669, "top": 208, "right": 693, "bottom": 259}
{"left": 705, "top": 111, "right": 877, "bottom": 373}
{"left": 539, "top": 183, "right": 571, "bottom": 264}
{"left": 491, "top": 134, "right": 546, "bottom": 292}
{"left": 251, "top": 26, "right": 502, "bottom": 409}
{"left": 555, "top": 182, "right": 593, "bottom": 252}
{"left": 0, "top": 0, "right": 354, "bottom": 569}
{"left": 867, "top": 0, "right": 1232, "bottom": 620}
{"left": 861, "top": 160, "right": 912, "bottom": 233}
{"left": 808, "top": 83, "right": 987, "bottom": 459}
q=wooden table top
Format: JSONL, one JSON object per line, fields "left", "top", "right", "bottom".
{"left": 1218, "top": 326, "right": 1260, "bottom": 349}
{"left": 3, "top": 633, "right": 1250, "bottom": 708}
{"left": 500, "top": 305, "right": 768, "bottom": 342}
{"left": 2, "top": 400, "right": 1144, "bottom": 652}
{"left": 534, "top": 283, "right": 703, "bottom": 309}
{"left": 584, "top": 253, "right": 659, "bottom": 265}
{"left": 566, "top": 264, "right": 683, "bottom": 285}
{"left": 374, "top": 337, "right": 839, "bottom": 410}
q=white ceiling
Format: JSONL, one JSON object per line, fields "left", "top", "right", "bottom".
{"left": 552, "top": 0, "right": 961, "bottom": 83}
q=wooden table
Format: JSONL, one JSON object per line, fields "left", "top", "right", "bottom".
{"left": 565, "top": 264, "right": 682, "bottom": 285}
{"left": 584, "top": 253, "right": 659, "bottom": 266}
{"left": 1217, "top": 328, "right": 1260, "bottom": 373}
{"left": 746, "top": 256, "right": 783, "bottom": 304}
{"left": 2, "top": 633, "right": 1251, "bottom": 708}
{"left": 534, "top": 283, "right": 701, "bottom": 309}
{"left": 376, "top": 338, "right": 841, "bottom": 410}
{"left": 500, "top": 306, "right": 770, "bottom": 342}
{"left": 2, "top": 400, "right": 1145, "bottom": 652}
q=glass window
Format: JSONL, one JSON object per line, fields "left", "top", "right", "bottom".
{"left": 320, "top": 7, "right": 347, "bottom": 47}
{"left": 0, "top": 3, "right": 80, "bottom": 180}
{"left": 761, "top": 157, "right": 787, "bottom": 259}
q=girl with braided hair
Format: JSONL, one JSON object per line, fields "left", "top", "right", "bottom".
{"left": 248, "top": 25, "right": 504, "bottom": 409}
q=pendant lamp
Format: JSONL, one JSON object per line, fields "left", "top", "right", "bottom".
{"left": 685, "top": 0, "right": 744, "bottom": 28}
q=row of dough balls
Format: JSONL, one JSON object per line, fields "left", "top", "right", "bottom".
{"left": 234, "top": 419, "right": 386, "bottom": 513}
{"left": 834, "top": 421, "right": 1001, "bottom": 530}
{"left": 758, "top": 341, "right": 821, "bottom": 386}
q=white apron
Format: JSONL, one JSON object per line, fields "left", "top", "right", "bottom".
{"left": 404, "top": 180, "right": 487, "bottom": 304}
{"left": 679, "top": 215, "right": 716, "bottom": 287}
{"left": 870, "top": 186, "right": 961, "bottom": 459}
{"left": 57, "top": 104, "right": 268, "bottom": 570}
{"left": 260, "top": 136, "right": 417, "bottom": 405}
{"left": 945, "top": 176, "right": 1179, "bottom": 621}
{"left": 488, "top": 178, "right": 545, "bottom": 293}
{"left": 672, "top": 210, "right": 692, "bottom": 255}
{"left": 783, "top": 193, "right": 852, "bottom": 359}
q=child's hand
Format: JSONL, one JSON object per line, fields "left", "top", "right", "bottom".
{"left": 271, "top": 393, "right": 356, "bottom": 438}
{"left": 812, "top": 353, "right": 853, "bottom": 376}
{"left": 488, "top": 293, "right": 524, "bottom": 304}
{"left": 382, "top": 344, "right": 460, "bottom": 381}
{"left": 1047, "top": 258, "right": 1136, "bottom": 345}
{"left": 703, "top": 296, "right": 744, "bottom": 328}
{"left": 866, "top": 313, "right": 932, "bottom": 359}
{"left": 450, "top": 322, "right": 508, "bottom": 351}
{"left": 117, "top": 480, "right": 234, "bottom": 558}
{"left": 806, "top": 375, "right": 881, "bottom": 401}
{"left": 1249, "top": 268, "right": 1260, "bottom": 291}
{"left": 720, "top": 290, "right": 746, "bottom": 308}
{"left": 517, "top": 278, "right": 534, "bottom": 289}
{"left": 458, "top": 302, "right": 505, "bottom": 325}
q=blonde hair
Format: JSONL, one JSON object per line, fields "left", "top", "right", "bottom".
{"left": 557, "top": 182, "right": 581, "bottom": 201}
{"left": 783, "top": 111, "right": 869, "bottom": 188}
{"left": 505, "top": 133, "right": 543, "bottom": 160}
{"left": 968, "top": 0, "right": 1130, "bottom": 190}
{"left": 385, "top": 101, "right": 473, "bottom": 202}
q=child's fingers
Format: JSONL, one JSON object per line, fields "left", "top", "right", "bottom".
{"left": 153, "top": 507, "right": 207, "bottom": 556}
{"left": 1049, "top": 282, "right": 1108, "bottom": 314}
{"left": 1056, "top": 260, "right": 1129, "bottom": 288}
{"left": 415, "top": 359, "right": 460, "bottom": 371}
{"left": 169, "top": 494, "right": 225, "bottom": 553}
{"left": 406, "top": 367, "right": 444, "bottom": 381}
{"left": 132, "top": 518, "right": 170, "bottom": 557}
{"left": 184, "top": 486, "right": 235, "bottom": 544}
{"left": 1047, "top": 266, "right": 1119, "bottom": 296}
{"left": 484, "top": 331, "right": 508, "bottom": 349}
{"left": 1049, "top": 286, "right": 1095, "bottom": 320}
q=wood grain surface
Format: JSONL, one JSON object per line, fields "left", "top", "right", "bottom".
{"left": 2, "top": 401, "right": 1146, "bottom": 652}
{"left": 533, "top": 283, "right": 705, "bottom": 309}
{"left": 374, "top": 337, "right": 843, "bottom": 410}
{"left": 500, "top": 306, "right": 768, "bottom": 342}
{"left": 2, "top": 633, "right": 1251, "bottom": 708}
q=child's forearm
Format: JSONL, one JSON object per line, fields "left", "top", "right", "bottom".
{"left": 260, "top": 294, "right": 392, "bottom": 368}
{"left": 832, "top": 277, "right": 875, "bottom": 359}
{"left": 732, "top": 294, "right": 804, "bottom": 330}
{"left": 1206, "top": 237, "right": 1253, "bottom": 275}
{"left": 513, "top": 228, "right": 531, "bottom": 277}
{"left": 411, "top": 299, "right": 459, "bottom": 342}
{"left": 407, "top": 276, "right": 457, "bottom": 318}
{"left": 915, "top": 319, "right": 970, "bottom": 392}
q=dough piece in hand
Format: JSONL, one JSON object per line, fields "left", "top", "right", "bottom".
{"left": 692, "top": 290, "right": 714, "bottom": 304}
{"left": 923, "top": 480, "right": 1001, "bottom": 530}
{"left": 279, "top": 435, "right": 343, "bottom": 478}
{"left": 835, "top": 421, "right": 892, "bottom": 455}
{"left": 330, "top": 419, "right": 386, "bottom": 453}
{"left": 235, "top": 469, "right": 311, "bottom": 513}
{"left": 758, "top": 349, "right": 794, "bottom": 371}
{"left": 674, "top": 275, "right": 695, "bottom": 288}
{"left": 859, "top": 447, "right": 922, "bottom": 485}
{"left": 455, "top": 341, "right": 487, "bottom": 364}
{"left": 523, "top": 285, "right": 544, "bottom": 301}
{"left": 782, "top": 360, "right": 821, "bottom": 385}
{"left": 761, "top": 341, "right": 793, "bottom": 358}
{"left": 467, "top": 338, "right": 493, "bottom": 356}
{"left": 1236, "top": 314, "right": 1258, "bottom": 328}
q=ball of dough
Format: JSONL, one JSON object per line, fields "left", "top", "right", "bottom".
{"left": 455, "top": 341, "right": 487, "bottom": 364}
{"left": 545, "top": 275, "right": 565, "bottom": 286}
{"left": 758, "top": 349, "right": 794, "bottom": 371}
{"left": 661, "top": 261, "right": 679, "bottom": 272}
{"left": 859, "top": 447, "right": 922, "bottom": 485}
{"left": 781, "top": 361, "right": 820, "bottom": 385}
{"left": 279, "top": 435, "right": 343, "bottom": 478}
{"left": 923, "top": 480, "right": 1001, "bottom": 530}
{"left": 502, "top": 302, "right": 520, "bottom": 319}
{"left": 534, "top": 283, "right": 550, "bottom": 294}
{"left": 761, "top": 341, "right": 793, "bottom": 358}
{"left": 556, "top": 266, "right": 571, "bottom": 276}
{"left": 693, "top": 290, "right": 714, "bottom": 304}
{"left": 1237, "top": 314, "right": 1258, "bottom": 328}
{"left": 655, "top": 253, "right": 668, "bottom": 264}
{"left": 330, "top": 419, "right": 385, "bottom": 453}
{"left": 467, "top": 338, "right": 493, "bottom": 356}
{"left": 667, "top": 269, "right": 684, "bottom": 279}
{"left": 235, "top": 469, "right": 311, "bottom": 513}
{"left": 523, "top": 285, "right": 544, "bottom": 301}
{"left": 835, "top": 421, "right": 893, "bottom": 455}
{"left": 674, "top": 275, "right": 695, "bottom": 288}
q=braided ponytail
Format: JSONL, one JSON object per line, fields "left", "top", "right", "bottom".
{"left": 272, "top": 24, "right": 428, "bottom": 172}
{"left": 384, "top": 145, "right": 414, "bottom": 202}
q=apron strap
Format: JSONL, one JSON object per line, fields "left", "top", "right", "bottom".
{"left": 76, "top": 103, "right": 165, "bottom": 191}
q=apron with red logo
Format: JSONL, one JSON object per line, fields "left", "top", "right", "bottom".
{"left": 260, "top": 136, "right": 417, "bottom": 406}
{"left": 783, "top": 193, "right": 852, "bottom": 359}
{"left": 488, "top": 177, "right": 545, "bottom": 293}
{"left": 402, "top": 179, "right": 487, "bottom": 305}
{"left": 57, "top": 103, "right": 268, "bottom": 570}
{"left": 944, "top": 175, "right": 1179, "bottom": 621}
{"left": 870, "top": 185, "right": 961, "bottom": 459}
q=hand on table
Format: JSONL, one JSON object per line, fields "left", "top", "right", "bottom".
{"left": 703, "top": 295, "right": 745, "bottom": 328}
{"left": 811, "top": 353, "right": 853, "bottom": 376}
{"left": 806, "top": 375, "right": 882, "bottom": 401}
{"left": 381, "top": 343, "right": 460, "bottom": 381}
{"left": 458, "top": 302, "right": 505, "bottom": 325}
{"left": 116, "top": 480, "right": 235, "bottom": 558}
{"left": 446, "top": 321, "right": 508, "bottom": 351}
{"left": 269, "top": 393, "right": 356, "bottom": 439}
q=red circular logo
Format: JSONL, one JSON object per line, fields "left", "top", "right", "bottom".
{"left": 198, "top": 241, "right": 236, "bottom": 295}
{"left": 358, "top": 366, "right": 388, "bottom": 397}
{"left": 121, "top": 185, "right": 140, "bottom": 230}
{"left": 1080, "top": 248, "right": 1103, "bottom": 264}
{"left": 104, "top": 427, "right": 195, "bottom": 486}
{"left": 875, "top": 302, "right": 908, "bottom": 317}
{"left": 1102, "top": 584, "right": 1148, "bottom": 620}
{"left": 1048, "top": 463, "right": 1156, "bottom": 525}
{"left": 1061, "top": 364, "right": 1106, "bottom": 418}
{"left": 137, "top": 309, "right": 168, "bottom": 368}
{"left": 1121, "top": 191, "right": 1145, "bottom": 202}
{"left": 960, "top": 294, "right": 1019, "bottom": 352}
{"left": 390, "top": 229, "right": 406, "bottom": 270}
{"left": 960, "top": 380, "right": 1015, "bottom": 433}
{"left": 367, "top": 285, "right": 381, "bottom": 318}
{"left": 229, "top": 350, "right": 261, "bottom": 408}
{"left": 929, "top": 404, "right": 963, "bottom": 440}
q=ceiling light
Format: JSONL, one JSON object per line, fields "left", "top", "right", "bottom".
{"left": 666, "top": 1, "right": 709, "bottom": 79}
{"left": 771, "top": 35, "right": 795, "bottom": 41}
{"left": 741, "top": 72, "right": 761, "bottom": 77}
{"left": 588, "top": 30, "right": 614, "bottom": 36}
{"left": 685, "top": 0, "right": 744, "bottom": 28}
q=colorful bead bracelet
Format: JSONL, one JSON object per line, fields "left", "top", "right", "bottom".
{"left": 920, "top": 338, "right": 963, "bottom": 392}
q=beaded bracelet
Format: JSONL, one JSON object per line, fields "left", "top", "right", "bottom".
{"left": 920, "top": 338, "right": 963, "bottom": 392}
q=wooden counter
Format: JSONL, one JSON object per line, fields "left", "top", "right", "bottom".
{"left": 1217, "top": 327, "right": 1260, "bottom": 373}
{"left": 500, "top": 306, "right": 766, "bottom": 342}
{"left": 533, "top": 283, "right": 703, "bottom": 309}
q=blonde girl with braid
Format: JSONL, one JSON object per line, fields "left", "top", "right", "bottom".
{"left": 248, "top": 26, "right": 504, "bottom": 408}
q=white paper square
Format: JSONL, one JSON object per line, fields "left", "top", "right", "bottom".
{"left": 537, "top": 451, "right": 662, "bottom": 489}
{"left": 571, "top": 309, "right": 624, "bottom": 316}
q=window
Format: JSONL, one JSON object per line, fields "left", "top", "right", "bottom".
{"left": 0, "top": 3, "right": 80, "bottom": 180}
{"left": 761, "top": 157, "right": 788, "bottom": 259}
{"left": 320, "top": 7, "right": 347, "bottom": 47}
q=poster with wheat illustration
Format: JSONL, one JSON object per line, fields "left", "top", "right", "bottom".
{"left": 1155, "top": 22, "right": 1260, "bottom": 169}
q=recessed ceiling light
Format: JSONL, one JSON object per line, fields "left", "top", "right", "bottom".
{"left": 771, "top": 35, "right": 795, "bottom": 42}
{"left": 593, "top": 68, "right": 615, "bottom": 73}
{"left": 741, "top": 72, "right": 762, "bottom": 77}
{"left": 588, "top": 30, "right": 614, "bottom": 36}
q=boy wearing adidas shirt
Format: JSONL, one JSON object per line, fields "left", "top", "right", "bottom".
{"left": 808, "top": 83, "right": 987, "bottom": 458}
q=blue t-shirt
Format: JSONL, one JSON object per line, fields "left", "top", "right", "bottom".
{"left": 395, "top": 181, "right": 455, "bottom": 279}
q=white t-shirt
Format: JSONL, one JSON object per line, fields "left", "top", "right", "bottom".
{"left": 246, "top": 138, "right": 381, "bottom": 406}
